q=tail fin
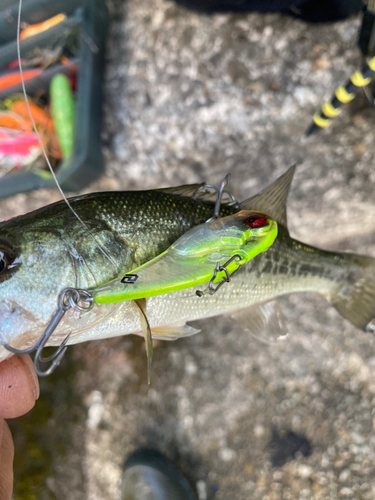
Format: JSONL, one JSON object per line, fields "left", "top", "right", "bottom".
{"left": 330, "top": 254, "right": 375, "bottom": 332}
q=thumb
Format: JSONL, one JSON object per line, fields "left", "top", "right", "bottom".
{"left": 0, "top": 354, "right": 39, "bottom": 419}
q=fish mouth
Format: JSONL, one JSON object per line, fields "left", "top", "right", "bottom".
{"left": 0, "top": 295, "right": 124, "bottom": 361}
{"left": 0, "top": 299, "right": 43, "bottom": 361}
{"left": 0, "top": 297, "right": 88, "bottom": 359}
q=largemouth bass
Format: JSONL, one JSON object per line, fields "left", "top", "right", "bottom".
{"left": 0, "top": 166, "right": 374, "bottom": 361}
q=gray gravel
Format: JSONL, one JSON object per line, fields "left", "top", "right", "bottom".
{"left": 2, "top": 0, "right": 375, "bottom": 499}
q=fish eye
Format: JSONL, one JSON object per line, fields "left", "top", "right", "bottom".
{"left": 0, "top": 245, "right": 15, "bottom": 274}
{"left": 245, "top": 216, "right": 268, "bottom": 228}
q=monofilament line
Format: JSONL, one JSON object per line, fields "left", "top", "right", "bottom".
{"left": 16, "top": 0, "right": 118, "bottom": 270}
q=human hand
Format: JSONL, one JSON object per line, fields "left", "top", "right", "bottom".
{"left": 0, "top": 355, "right": 39, "bottom": 500}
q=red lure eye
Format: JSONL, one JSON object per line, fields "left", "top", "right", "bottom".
{"left": 245, "top": 216, "right": 268, "bottom": 228}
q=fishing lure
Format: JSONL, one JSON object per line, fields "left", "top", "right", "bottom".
{"left": 0, "top": 110, "right": 30, "bottom": 131}
{"left": 0, "top": 126, "right": 41, "bottom": 175}
{"left": 19, "top": 13, "right": 67, "bottom": 41}
{"left": 91, "top": 211, "right": 278, "bottom": 304}
{"left": 50, "top": 74, "right": 75, "bottom": 159}
{"left": 8, "top": 97, "right": 52, "bottom": 130}
{"left": 91, "top": 209, "right": 277, "bottom": 382}
{"left": 0, "top": 68, "right": 43, "bottom": 92}
{"left": 7, "top": 97, "right": 62, "bottom": 160}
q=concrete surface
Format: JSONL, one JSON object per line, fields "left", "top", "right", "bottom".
{"left": 2, "top": 0, "right": 375, "bottom": 498}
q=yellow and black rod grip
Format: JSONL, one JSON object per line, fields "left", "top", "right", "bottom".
{"left": 305, "top": 57, "right": 375, "bottom": 136}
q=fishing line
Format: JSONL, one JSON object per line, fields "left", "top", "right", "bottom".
{"left": 16, "top": 0, "right": 118, "bottom": 271}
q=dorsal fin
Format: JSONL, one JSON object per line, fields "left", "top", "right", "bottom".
{"left": 240, "top": 165, "right": 296, "bottom": 229}
{"left": 157, "top": 182, "right": 231, "bottom": 204}
{"left": 157, "top": 183, "right": 205, "bottom": 198}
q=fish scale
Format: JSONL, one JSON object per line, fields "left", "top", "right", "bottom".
{"left": 0, "top": 167, "right": 374, "bottom": 362}
{"left": 7, "top": 225, "right": 371, "bottom": 350}
{"left": 0, "top": 187, "right": 235, "bottom": 355}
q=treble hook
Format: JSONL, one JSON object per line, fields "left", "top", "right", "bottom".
{"left": 193, "top": 173, "right": 239, "bottom": 221}
{"left": 196, "top": 254, "right": 242, "bottom": 297}
{"left": 211, "top": 174, "right": 231, "bottom": 221}
{"left": 0, "top": 288, "right": 93, "bottom": 377}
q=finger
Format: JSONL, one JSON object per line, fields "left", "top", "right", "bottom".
{"left": 0, "top": 355, "right": 39, "bottom": 419}
{"left": 0, "top": 419, "right": 14, "bottom": 500}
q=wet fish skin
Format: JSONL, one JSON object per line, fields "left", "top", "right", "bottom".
{"left": 0, "top": 167, "right": 374, "bottom": 360}
{"left": 0, "top": 188, "right": 235, "bottom": 288}
{"left": 0, "top": 187, "right": 235, "bottom": 353}
{"left": 53, "top": 224, "right": 374, "bottom": 347}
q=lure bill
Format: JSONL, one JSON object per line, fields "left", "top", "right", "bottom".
{"left": 0, "top": 166, "right": 374, "bottom": 367}
{"left": 92, "top": 211, "right": 278, "bottom": 304}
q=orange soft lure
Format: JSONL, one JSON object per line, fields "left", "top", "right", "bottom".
{"left": 19, "top": 13, "right": 67, "bottom": 41}
{"left": 0, "top": 68, "right": 42, "bottom": 91}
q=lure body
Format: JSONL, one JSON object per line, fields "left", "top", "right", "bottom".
{"left": 0, "top": 68, "right": 42, "bottom": 91}
{"left": 19, "top": 14, "right": 67, "bottom": 41}
{"left": 0, "top": 111, "right": 30, "bottom": 131}
{"left": 92, "top": 211, "right": 278, "bottom": 303}
{"left": 1, "top": 98, "right": 62, "bottom": 160}
{"left": 0, "top": 127, "right": 41, "bottom": 175}
{"left": 50, "top": 74, "right": 75, "bottom": 159}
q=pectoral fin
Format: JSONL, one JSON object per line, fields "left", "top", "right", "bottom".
{"left": 151, "top": 324, "right": 200, "bottom": 341}
{"left": 134, "top": 299, "right": 153, "bottom": 385}
{"left": 240, "top": 165, "right": 296, "bottom": 229}
{"left": 232, "top": 301, "right": 288, "bottom": 344}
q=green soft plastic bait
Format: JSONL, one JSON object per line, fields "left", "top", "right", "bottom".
{"left": 50, "top": 74, "right": 75, "bottom": 159}
{"left": 92, "top": 210, "right": 278, "bottom": 304}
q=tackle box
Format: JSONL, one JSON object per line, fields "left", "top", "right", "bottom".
{"left": 0, "top": 0, "right": 109, "bottom": 199}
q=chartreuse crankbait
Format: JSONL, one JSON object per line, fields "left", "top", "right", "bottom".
{"left": 91, "top": 209, "right": 277, "bottom": 383}
{"left": 91, "top": 210, "right": 278, "bottom": 304}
